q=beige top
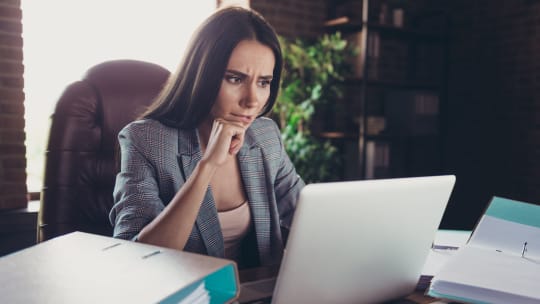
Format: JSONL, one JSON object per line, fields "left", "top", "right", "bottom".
{"left": 218, "top": 201, "right": 252, "bottom": 263}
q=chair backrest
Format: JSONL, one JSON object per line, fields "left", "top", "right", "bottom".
{"left": 38, "top": 60, "right": 170, "bottom": 242}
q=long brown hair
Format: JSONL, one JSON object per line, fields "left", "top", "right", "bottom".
{"left": 142, "top": 6, "right": 283, "bottom": 129}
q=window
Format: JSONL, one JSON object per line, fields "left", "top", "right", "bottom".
{"left": 22, "top": 0, "right": 215, "bottom": 192}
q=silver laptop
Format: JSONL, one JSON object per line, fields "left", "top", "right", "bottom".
{"left": 240, "top": 175, "right": 456, "bottom": 304}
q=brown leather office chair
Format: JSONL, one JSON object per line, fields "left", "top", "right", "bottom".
{"left": 38, "top": 60, "right": 170, "bottom": 242}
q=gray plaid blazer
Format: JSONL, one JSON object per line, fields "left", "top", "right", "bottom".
{"left": 110, "top": 117, "right": 305, "bottom": 266}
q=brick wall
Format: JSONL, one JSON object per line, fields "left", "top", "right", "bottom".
{"left": 250, "top": 0, "right": 327, "bottom": 38}
{"left": 0, "top": 0, "right": 26, "bottom": 210}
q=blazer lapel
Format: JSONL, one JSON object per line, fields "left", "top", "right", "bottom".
{"left": 238, "top": 130, "right": 273, "bottom": 264}
{"left": 177, "top": 129, "right": 224, "bottom": 258}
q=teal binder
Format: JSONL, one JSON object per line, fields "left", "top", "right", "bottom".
{"left": 483, "top": 196, "right": 540, "bottom": 228}
{"left": 0, "top": 232, "right": 240, "bottom": 304}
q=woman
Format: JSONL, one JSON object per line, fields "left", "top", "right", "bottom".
{"left": 109, "top": 6, "right": 305, "bottom": 269}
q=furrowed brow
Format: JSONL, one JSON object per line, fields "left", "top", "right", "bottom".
{"left": 225, "top": 69, "right": 247, "bottom": 77}
{"left": 225, "top": 69, "right": 273, "bottom": 80}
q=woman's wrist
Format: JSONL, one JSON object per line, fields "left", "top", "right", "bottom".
{"left": 197, "top": 157, "right": 219, "bottom": 179}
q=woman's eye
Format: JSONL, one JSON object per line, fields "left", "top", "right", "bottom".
{"left": 226, "top": 75, "right": 242, "bottom": 84}
{"left": 258, "top": 79, "right": 271, "bottom": 88}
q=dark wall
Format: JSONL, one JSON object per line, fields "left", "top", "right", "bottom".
{"left": 440, "top": 0, "right": 540, "bottom": 229}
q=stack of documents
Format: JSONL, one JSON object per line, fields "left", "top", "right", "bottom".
{"left": 428, "top": 196, "right": 540, "bottom": 304}
{"left": 178, "top": 281, "right": 210, "bottom": 304}
{"left": 0, "top": 232, "right": 239, "bottom": 304}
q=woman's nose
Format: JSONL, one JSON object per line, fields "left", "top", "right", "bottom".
{"left": 242, "top": 83, "right": 261, "bottom": 108}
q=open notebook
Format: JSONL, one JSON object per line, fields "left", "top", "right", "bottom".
{"left": 240, "top": 175, "right": 456, "bottom": 304}
{"left": 428, "top": 196, "right": 540, "bottom": 304}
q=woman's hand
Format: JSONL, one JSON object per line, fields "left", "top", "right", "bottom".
{"left": 202, "top": 119, "right": 246, "bottom": 167}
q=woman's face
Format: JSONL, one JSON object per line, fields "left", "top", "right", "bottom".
{"left": 208, "top": 39, "right": 275, "bottom": 128}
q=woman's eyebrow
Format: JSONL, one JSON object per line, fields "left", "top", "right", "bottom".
{"left": 225, "top": 69, "right": 273, "bottom": 79}
{"left": 225, "top": 69, "right": 247, "bottom": 77}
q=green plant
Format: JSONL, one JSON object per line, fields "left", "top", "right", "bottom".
{"left": 275, "top": 32, "right": 355, "bottom": 183}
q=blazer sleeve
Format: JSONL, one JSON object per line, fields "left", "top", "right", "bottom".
{"left": 271, "top": 122, "right": 306, "bottom": 230}
{"left": 109, "top": 123, "right": 165, "bottom": 240}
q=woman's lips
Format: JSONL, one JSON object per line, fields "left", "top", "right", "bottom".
{"left": 231, "top": 114, "right": 253, "bottom": 124}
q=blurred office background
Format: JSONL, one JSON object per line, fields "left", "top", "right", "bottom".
{"left": 1, "top": 0, "right": 539, "bottom": 254}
